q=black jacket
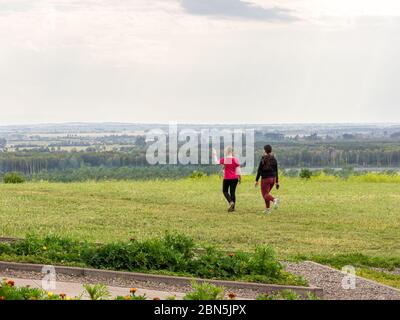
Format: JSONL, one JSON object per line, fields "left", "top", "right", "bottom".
{"left": 256, "top": 155, "right": 279, "bottom": 182}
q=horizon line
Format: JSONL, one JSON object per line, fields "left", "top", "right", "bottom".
{"left": 1, "top": 121, "right": 400, "bottom": 127}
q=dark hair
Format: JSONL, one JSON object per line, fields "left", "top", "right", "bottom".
{"left": 262, "top": 145, "right": 273, "bottom": 170}
{"left": 264, "top": 145, "right": 272, "bottom": 154}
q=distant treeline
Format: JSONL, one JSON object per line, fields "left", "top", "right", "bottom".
{"left": 1, "top": 140, "right": 400, "bottom": 177}
{"left": 272, "top": 147, "right": 400, "bottom": 167}
{"left": 265, "top": 140, "right": 400, "bottom": 168}
{"left": 21, "top": 166, "right": 221, "bottom": 182}
{"left": 0, "top": 151, "right": 148, "bottom": 175}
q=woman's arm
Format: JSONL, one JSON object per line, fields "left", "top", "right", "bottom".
{"left": 255, "top": 160, "right": 262, "bottom": 182}
{"left": 274, "top": 159, "right": 280, "bottom": 188}
{"left": 274, "top": 159, "right": 279, "bottom": 184}
{"left": 255, "top": 160, "right": 262, "bottom": 187}
{"left": 211, "top": 148, "right": 220, "bottom": 164}
{"left": 236, "top": 165, "right": 242, "bottom": 183}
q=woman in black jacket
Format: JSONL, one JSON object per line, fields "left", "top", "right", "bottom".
{"left": 255, "top": 145, "right": 280, "bottom": 214}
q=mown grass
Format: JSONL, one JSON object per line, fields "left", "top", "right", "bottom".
{"left": 357, "top": 269, "right": 400, "bottom": 289}
{"left": 294, "top": 253, "right": 400, "bottom": 270}
{"left": 0, "top": 176, "right": 399, "bottom": 264}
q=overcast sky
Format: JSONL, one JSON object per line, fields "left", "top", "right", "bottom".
{"left": 1, "top": 0, "right": 400, "bottom": 125}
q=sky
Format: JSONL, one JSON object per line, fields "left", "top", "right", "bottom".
{"left": 0, "top": 0, "right": 400, "bottom": 125}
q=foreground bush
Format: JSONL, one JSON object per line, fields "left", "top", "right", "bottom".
{"left": 0, "top": 279, "right": 143, "bottom": 300}
{"left": 257, "top": 290, "right": 320, "bottom": 301}
{"left": 0, "top": 233, "right": 306, "bottom": 286}
{"left": 3, "top": 172, "right": 25, "bottom": 184}
{"left": 183, "top": 282, "right": 225, "bottom": 300}
{"left": 0, "top": 278, "right": 71, "bottom": 300}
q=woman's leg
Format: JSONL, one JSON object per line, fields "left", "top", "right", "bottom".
{"left": 261, "top": 178, "right": 275, "bottom": 208}
{"left": 230, "top": 179, "right": 239, "bottom": 204}
{"left": 222, "top": 179, "right": 232, "bottom": 203}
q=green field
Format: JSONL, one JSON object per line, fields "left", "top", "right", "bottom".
{"left": 1, "top": 176, "right": 399, "bottom": 262}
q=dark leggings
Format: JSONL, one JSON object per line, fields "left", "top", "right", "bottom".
{"left": 223, "top": 179, "right": 239, "bottom": 204}
{"left": 261, "top": 177, "right": 276, "bottom": 209}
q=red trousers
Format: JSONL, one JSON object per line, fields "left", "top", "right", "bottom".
{"left": 261, "top": 178, "right": 276, "bottom": 208}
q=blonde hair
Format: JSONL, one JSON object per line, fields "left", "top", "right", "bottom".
{"left": 224, "top": 146, "right": 234, "bottom": 157}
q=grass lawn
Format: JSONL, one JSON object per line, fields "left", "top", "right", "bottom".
{"left": 357, "top": 268, "right": 400, "bottom": 289}
{"left": 0, "top": 176, "right": 399, "bottom": 261}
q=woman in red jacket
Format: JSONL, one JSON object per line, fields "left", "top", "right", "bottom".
{"left": 255, "top": 145, "right": 280, "bottom": 214}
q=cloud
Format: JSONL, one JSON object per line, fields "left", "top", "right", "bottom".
{"left": 180, "top": 0, "right": 297, "bottom": 22}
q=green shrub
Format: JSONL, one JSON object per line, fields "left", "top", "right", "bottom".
{"left": 183, "top": 282, "right": 225, "bottom": 300}
{"left": 190, "top": 171, "right": 207, "bottom": 179}
{"left": 83, "top": 284, "right": 111, "bottom": 300}
{"left": 0, "top": 279, "right": 47, "bottom": 300}
{"left": 306, "top": 292, "right": 321, "bottom": 300}
{"left": 257, "top": 290, "right": 320, "bottom": 300}
{"left": 0, "top": 243, "right": 12, "bottom": 255}
{"left": 163, "top": 232, "right": 195, "bottom": 260}
{"left": 299, "top": 169, "right": 312, "bottom": 180}
{"left": 10, "top": 234, "right": 88, "bottom": 264}
{"left": 256, "top": 290, "right": 301, "bottom": 300}
{"left": 248, "top": 246, "right": 282, "bottom": 279}
{"left": 0, "top": 233, "right": 306, "bottom": 286}
{"left": 3, "top": 172, "right": 25, "bottom": 184}
{"left": 84, "top": 236, "right": 192, "bottom": 272}
{"left": 187, "top": 246, "right": 251, "bottom": 280}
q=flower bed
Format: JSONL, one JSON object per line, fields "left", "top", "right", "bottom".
{"left": 0, "top": 278, "right": 319, "bottom": 301}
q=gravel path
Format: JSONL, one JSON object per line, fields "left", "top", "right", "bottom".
{"left": 372, "top": 267, "right": 400, "bottom": 276}
{"left": 284, "top": 261, "right": 400, "bottom": 300}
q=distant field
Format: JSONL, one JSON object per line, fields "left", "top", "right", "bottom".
{"left": 0, "top": 176, "right": 399, "bottom": 261}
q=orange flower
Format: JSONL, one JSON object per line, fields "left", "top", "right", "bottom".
{"left": 130, "top": 288, "right": 137, "bottom": 294}
{"left": 228, "top": 292, "right": 237, "bottom": 300}
{"left": 228, "top": 253, "right": 235, "bottom": 258}
{"left": 153, "top": 297, "right": 161, "bottom": 300}
{"left": 60, "top": 293, "right": 66, "bottom": 299}
{"left": 7, "top": 280, "right": 15, "bottom": 287}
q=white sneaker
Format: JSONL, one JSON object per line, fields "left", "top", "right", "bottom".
{"left": 273, "top": 198, "right": 280, "bottom": 209}
{"left": 264, "top": 208, "right": 271, "bottom": 214}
